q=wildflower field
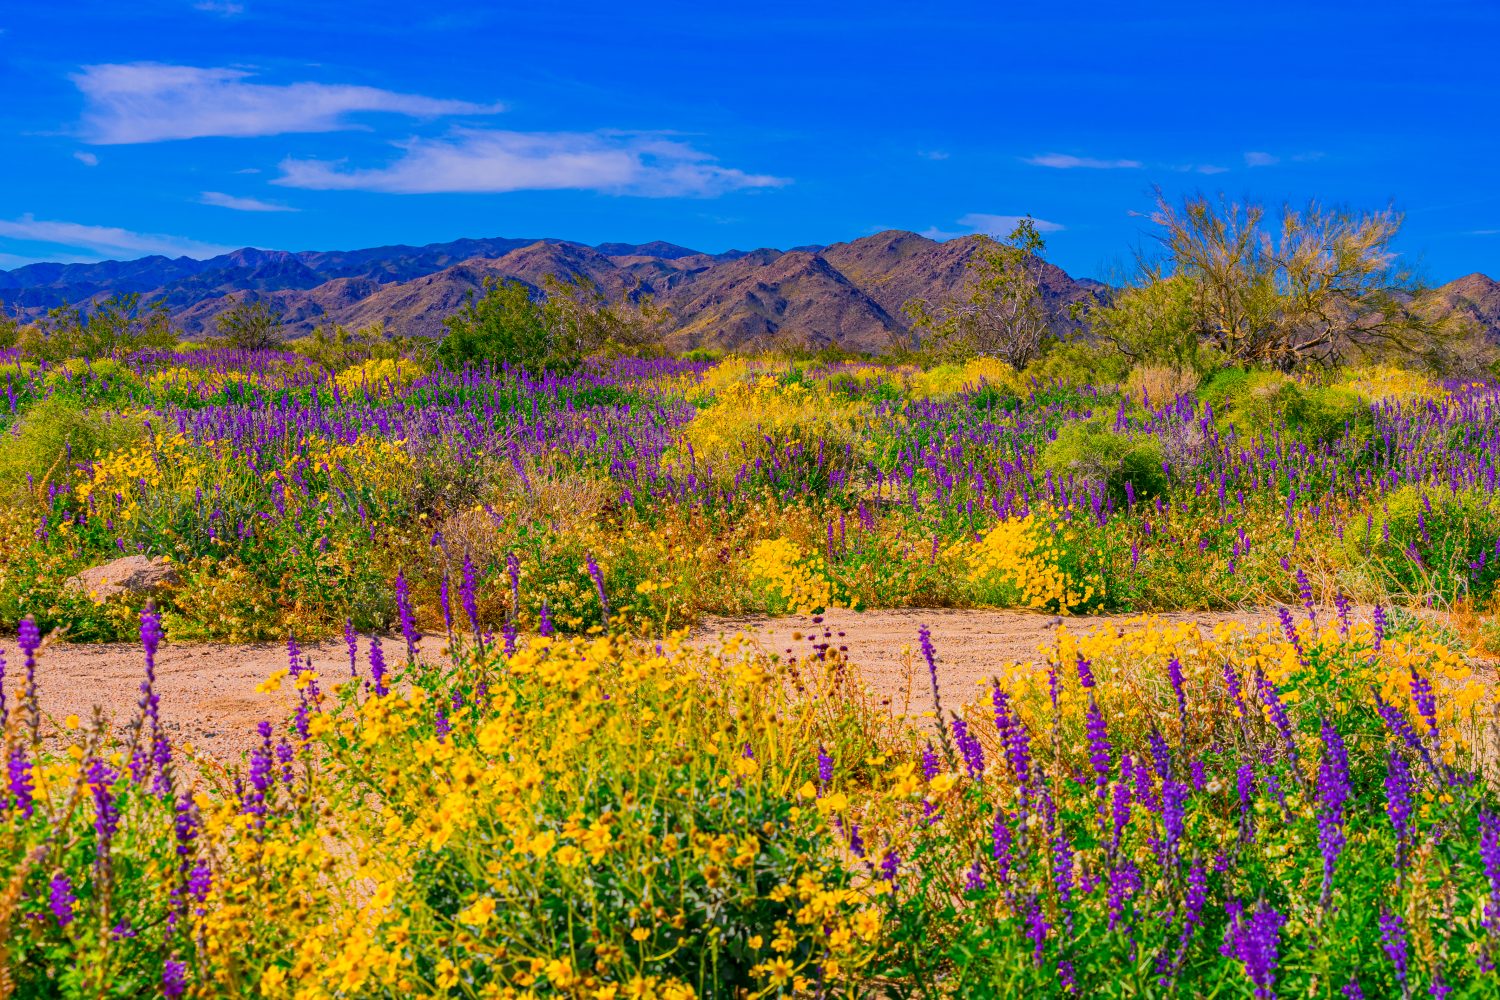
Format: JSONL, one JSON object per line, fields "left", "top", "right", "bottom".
{"left": 6, "top": 349, "right": 1500, "bottom": 996}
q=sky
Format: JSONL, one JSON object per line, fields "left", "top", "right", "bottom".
{"left": 1, "top": 0, "right": 1497, "bottom": 282}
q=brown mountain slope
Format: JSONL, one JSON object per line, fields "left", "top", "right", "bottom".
{"left": 3, "top": 231, "right": 1494, "bottom": 352}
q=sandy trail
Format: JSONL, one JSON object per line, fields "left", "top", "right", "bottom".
{"left": 12, "top": 608, "right": 1283, "bottom": 765}
{"left": 691, "top": 607, "right": 1277, "bottom": 717}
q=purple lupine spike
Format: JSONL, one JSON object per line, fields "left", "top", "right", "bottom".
{"left": 87, "top": 756, "right": 120, "bottom": 872}
{"left": 1168, "top": 655, "right": 1187, "bottom": 726}
{"left": 439, "top": 575, "right": 454, "bottom": 640}
{"left": 962, "top": 858, "right": 986, "bottom": 893}
{"left": 1342, "top": 977, "right": 1364, "bottom": 999}
{"left": 394, "top": 571, "right": 419, "bottom": 663}
{"left": 1277, "top": 607, "right": 1304, "bottom": 660}
{"left": 7, "top": 742, "right": 33, "bottom": 819}
{"left": 1373, "top": 605, "right": 1387, "bottom": 652}
{"left": 1075, "top": 656, "right": 1095, "bottom": 689}
{"left": 951, "top": 716, "right": 986, "bottom": 779}
{"left": 162, "top": 960, "right": 187, "bottom": 1000}
{"left": 879, "top": 849, "right": 899, "bottom": 882}
{"left": 1334, "top": 593, "right": 1352, "bottom": 638}
{"left": 538, "top": 602, "right": 554, "bottom": 637}
{"left": 1110, "top": 755, "right": 1133, "bottom": 853}
{"left": 1296, "top": 568, "right": 1316, "bottom": 623}
{"left": 48, "top": 874, "right": 76, "bottom": 928}
{"left": 344, "top": 619, "right": 359, "bottom": 678}
{"left": 1085, "top": 696, "right": 1112, "bottom": 810}
{"left": 1224, "top": 662, "right": 1250, "bottom": 720}
{"left": 1316, "top": 719, "right": 1351, "bottom": 907}
{"left": 586, "top": 552, "right": 610, "bottom": 628}
{"left": 816, "top": 744, "right": 833, "bottom": 792}
{"left": 459, "top": 553, "right": 481, "bottom": 641}
{"left": 1385, "top": 748, "right": 1414, "bottom": 868}
{"left": 368, "top": 636, "right": 388, "bottom": 697}
{"left": 1255, "top": 670, "right": 1300, "bottom": 772}
{"left": 1380, "top": 910, "right": 1410, "bottom": 993}
{"left": 19, "top": 617, "right": 40, "bottom": 741}
{"left": 1223, "top": 900, "right": 1286, "bottom": 1000}
{"left": 1107, "top": 860, "right": 1140, "bottom": 931}
{"left": 506, "top": 551, "right": 521, "bottom": 623}
{"left": 1408, "top": 665, "right": 1439, "bottom": 738}
{"left": 1480, "top": 810, "right": 1500, "bottom": 967}
{"left": 992, "top": 809, "right": 1013, "bottom": 885}
{"left": 919, "top": 625, "right": 955, "bottom": 766}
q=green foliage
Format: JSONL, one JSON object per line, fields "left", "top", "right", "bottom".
{"left": 1037, "top": 416, "right": 1168, "bottom": 500}
{"left": 437, "top": 278, "right": 552, "bottom": 370}
{"left": 1025, "top": 339, "right": 1131, "bottom": 389}
{"left": 1209, "top": 370, "right": 1372, "bottom": 444}
{"left": 1088, "top": 273, "right": 1207, "bottom": 371}
{"left": 1349, "top": 484, "right": 1500, "bottom": 603}
{"left": 0, "top": 397, "right": 143, "bottom": 504}
{"left": 214, "top": 298, "right": 285, "bottom": 350}
{"left": 16, "top": 294, "right": 177, "bottom": 362}
{"left": 901, "top": 218, "right": 1055, "bottom": 369}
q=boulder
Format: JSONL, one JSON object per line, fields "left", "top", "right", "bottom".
{"left": 65, "top": 555, "right": 179, "bottom": 603}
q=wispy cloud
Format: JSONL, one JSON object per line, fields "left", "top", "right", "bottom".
{"left": 275, "top": 129, "right": 788, "bottom": 197}
{"left": 73, "top": 151, "right": 99, "bottom": 166}
{"left": 193, "top": 0, "right": 245, "bottom": 14}
{"left": 917, "top": 149, "right": 950, "bottom": 161}
{"left": 200, "top": 190, "right": 298, "bottom": 212}
{"left": 922, "top": 213, "right": 1065, "bottom": 241}
{"left": 0, "top": 214, "right": 233, "bottom": 260}
{"left": 1025, "top": 153, "right": 1141, "bottom": 170}
{"left": 1244, "top": 150, "right": 1279, "bottom": 167}
{"left": 73, "top": 63, "right": 502, "bottom": 144}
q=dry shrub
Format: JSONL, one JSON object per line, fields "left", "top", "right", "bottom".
{"left": 1124, "top": 364, "right": 1199, "bottom": 405}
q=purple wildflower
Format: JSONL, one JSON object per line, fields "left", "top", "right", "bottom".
{"left": 6, "top": 744, "right": 33, "bottom": 819}
{"left": 368, "top": 636, "right": 388, "bottom": 697}
{"left": 992, "top": 809, "right": 1013, "bottom": 885}
{"left": 1373, "top": 605, "right": 1387, "bottom": 652}
{"left": 962, "top": 858, "right": 986, "bottom": 893}
{"left": 586, "top": 552, "right": 610, "bottom": 628}
{"left": 1223, "top": 900, "right": 1286, "bottom": 1000}
{"left": 1076, "top": 656, "right": 1095, "bottom": 689}
{"left": 1085, "top": 696, "right": 1112, "bottom": 809}
{"left": 459, "top": 553, "right": 481, "bottom": 640}
{"left": 1316, "top": 719, "right": 1351, "bottom": 906}
{"left": 1386, "top": 750, "right": 1414, "bottom": 867}
{"left": 163, "top": 960, "right": 187, "bottom": 1000}
{"left": 344, "top": 619, "right": 359, "bottom": 678}
{"left": 1408, "top": 665, "right": 1439, "bottom": 738}
{"left": 48, "top": 874, "right": 75, "bottom": 928}
{"left": 394, "top": 571, "right": 419, "bottom": 662}
{"left": 816, "top": 744, "right": 833, "bottom": 791}
{"left": 1168, "top": 655, "right": 1187, "bottom": 727}
{"left": 1380, "top": 910, "right": 1410, "bottom": 993}
{"left": 18, "top": 618, "right": 39, "bottom": 741}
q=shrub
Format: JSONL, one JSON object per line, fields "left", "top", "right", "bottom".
{"left": 0, "top": 397, "right": 144, "bottom": 505}
{"left": 1037, "top": 417, "right": 1168, "bottom": 501}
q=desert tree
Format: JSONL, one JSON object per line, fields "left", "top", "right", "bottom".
{"left": 1133, "top": 188, "right": 1448, "bottom": 371}
{"left": 215, "top": 297, "right": 285, "bottom": 350}
{"left": 16, "top": 293, "right": 176, "bottom": 361}
{"left": 901, "top": 217, "right": 1055, "bottom": 369}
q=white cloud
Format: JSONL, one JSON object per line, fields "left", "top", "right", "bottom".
{"left": 275, "top": 129, "right": 788, "bottom": 197}
{"left": 0, "top": 214, "right": 233, "bottom": 260}
{"left": 1025, "top": 153, "right": 1142, "bottom": 170}
{"left": 918, "top": 149, "right": 950, "bottom": 161}
{"left": 73, "top": 151, "right": 99, "bottom": 166}
{"left": 200, "top": 190, "right": 298, "bottom": 212}
{"left": 959, "top": 213, "right": 1064, "bottom": 234}
{"left": 922, "top": 214, "right": 1065, "bottom": 241}
{"left": 193, "top": 0, "right": 245, "bottom": 13}
{"left": 1244, "top": 151, "right": 1279, "bottom": 167}
{"left": 73, "top": 63, "right": 502, "bottom": 144}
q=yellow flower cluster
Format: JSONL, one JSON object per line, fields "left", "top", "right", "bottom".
{"left": 745, "top": 537, "right": 835, "bottom": 613}
{"left": 332, "top": 358, "right": 427, "bottom": 398}
{"left": 955, "top": 515, "right": 1102, "bottom": 612}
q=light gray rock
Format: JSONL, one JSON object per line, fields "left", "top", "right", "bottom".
{"left": 65, "top": 555, "right": 179, "bottom": 602}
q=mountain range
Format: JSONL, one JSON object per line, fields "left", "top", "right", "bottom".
{"left": 1, "top": 232, "right": 1496, "bottom": 352}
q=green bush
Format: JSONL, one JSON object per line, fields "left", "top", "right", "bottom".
{"left": 0, "top": 397, "right": 144, "bottom": 504}
{"left": 1037, "top": 416, "right": 1167, "bottom": 501}
{"left": 1347, "top": 484, "right": 1500, "bottom": 602}
{"left": 1207, "top": 370, "right": 1371, "bottom": 444}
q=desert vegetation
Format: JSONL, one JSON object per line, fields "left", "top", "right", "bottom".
{"left": 4, "top": 192, "right": 1500, "bottom": 996}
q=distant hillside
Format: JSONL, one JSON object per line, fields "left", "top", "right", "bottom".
{"left": 0, "top": 232, "right": 1491, "bottom": 351}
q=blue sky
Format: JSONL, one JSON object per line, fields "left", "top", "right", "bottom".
{"left": 1, "top": 0, "right": 1497, "bottom": 282}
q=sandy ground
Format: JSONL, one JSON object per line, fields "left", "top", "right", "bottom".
{"left": 13, "top": 608, "right": 1284, "bottom": 766}
{"left": 691, "top": 607, "right": 1277, "bottom": 717}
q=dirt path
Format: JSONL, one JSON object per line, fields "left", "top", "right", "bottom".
{"left": 14, "top": 608, "right": 1287, "bottom": 766}
{"left": 691, "top": 607, "right": 1277, "bottom": 717}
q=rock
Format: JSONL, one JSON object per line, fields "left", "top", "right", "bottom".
{"left": 65, "top": 555, "right": 179, "bottom": 603}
